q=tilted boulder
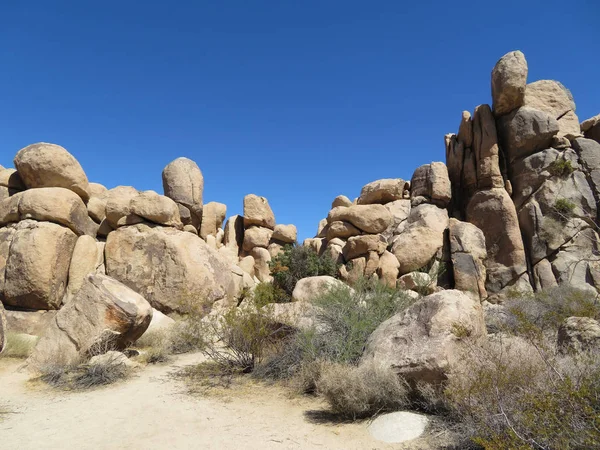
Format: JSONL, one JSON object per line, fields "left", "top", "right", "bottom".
{"left": 223, "top": 215, "right": 244, "bottom": 254}
{"left": 377, "top": 250, "right": 400, "bottom": 287}
{"left": 327, "top": 204, "right": 392, "bottom": 234}
{"left": 162, "top": 157, "right": 204, "bottom": 218}
{"left": 2, "top": 220, "right": 77, "bottom": 310}
{"left": 14, "top": 143, "right": 90, "bottom": 201}
{"left": 199, "top": 201, "right": 227, "bottom": 239}
{"left": 272, "top": 224, "right": 297, "bottom": 244}
{"left": 326, "top": 220, "right": 362, "bottom": 240}
{"left": 105, "top": 223, "right": 235, "bottom": 314}
{"left": 65, "top": 235, "right": 103, "bottom": 300}
{"left": 357, "top": 179, "right": 409, "bottom": 205}
{"left": 28, "top": 274, "right": 152, "bottom": 368}
{"left": 291, "top": 276, "right": 349, "bottom": 303}
{"left": 361, "top": 290, "right": 487, "bottom": 385}
{"left": 0, "top": 168, "right": 25, "bottom": 202}
{"left": 251, "top": 247, "right": 272, "bottom": 283}
{"left": 524, "top": 80, "right": 580, "bottom": 139}
{"left": 448, "top": 218, "right": 487, "bottom": 300}
{"left": 243, "top": 194, "right": 275, "bottom": 230}
{"left": 130, "top": 190, "right": 182, "bottom": 228}
{"left": 491, "top": 50, "right": 528, "bottom": 116}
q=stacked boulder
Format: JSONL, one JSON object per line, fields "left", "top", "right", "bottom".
{"left": 232, "top": 194, "right": 297, "bottom": 283}
{"left": 447, "top": 50, "right": 600, "bottom": 296}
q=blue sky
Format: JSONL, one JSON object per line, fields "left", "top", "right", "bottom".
{"left": 1, "top": 1, "right": 598, "bottom": 240}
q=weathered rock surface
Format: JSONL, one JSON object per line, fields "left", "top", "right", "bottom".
{"left": 272, "top": 224, "right": 297, "bottom": 244}
{"left": 162, "top": 157, "right": 204, "bottom": 209}
{"left": 524, "top": 80, "right": 580, "bottom": 138}
{"left": 28, "top": 274, "right": 152, "bottom": 367}
{"left": 243, "top": 226, "right": 273, "bottom": 251}
{"left": 0, "top": 301, "right": 6, "bottom": 354}
{"left": 130, "top": 190, "right": 182, "bottom": 228}
{"left": 557, "top": 316, "right": 600, "bottom": 353}
{"left": 223, "top": 215, "right": 244, "bottom": 254}
{"left": 448, "top": 219, "right": 487, "bottom": 300}
{"left": 362, "top": 290, "right": 487, "bottom": 384}
{"left": 65, "top": 235, "right": 102, "bottom": 300}
{"left": 244, "top": 194, "right": 275, "bottom": 230}
{"left": 357, "top": 179, "right": 408, "bottom": 205}
{"left": 3, "top": 220, "right": 77, "bottom": 310}
{"left": 199, "top": 202, "right": 227, "bottom": 239}
{"left": 14, "top": 143, "right": 90, "bottom": 201}
{"left": 3, "top": 309, "right": 57, "bottom": 336}
{"left": 291, "top": 276, "right": 348, "bottom": 303}
{"left": 491, "top": 50, "right": 528, "bottom": 116}
{"left": 332, "top": 195, "right": 352, "bottom": 208}
{"left": 105, "top": 224, "right": 235, "bottom": 314}
{"left": 250, "top": 247, "right": 272, "bottom": 283}
{"left": 410, "top": 163, "right": 451, "bottom": 207}
{"left": 343, "top": 234, "right": 386, "bottom": 260}
{"left": 328, "top": 204, "right": 392, "bottom": 234}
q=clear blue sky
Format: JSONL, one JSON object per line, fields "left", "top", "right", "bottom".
{"left": 1, "top": 1, "right": 598, "bottom": 241}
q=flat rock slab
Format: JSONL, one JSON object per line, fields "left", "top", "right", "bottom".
{"left": 368, "top": 411, "right": 429, "bottom": 443}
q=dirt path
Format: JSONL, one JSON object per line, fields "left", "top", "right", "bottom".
{"left": 0, "top": 353, "right": 404, "bottom": 450}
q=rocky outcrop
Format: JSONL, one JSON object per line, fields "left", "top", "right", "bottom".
{"left": 448, "top": 219, "right": 487, "bottom": 300}
{"left": 14, "top": 143, "right": 91, "bottom": 202}
{"left": 162, "top": 157, "right": 204, "bottom": 230}
{"left": 105, "top": 223, "right": 236, "bottom": 314}
{"left": 28, "top": 274, "right": 152, "bottom": 367}
{"left": 361, "top": 290, "right": 487, "bottom": 384}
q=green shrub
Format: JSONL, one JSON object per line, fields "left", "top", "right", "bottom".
{"left": 505, "top": 285, "right": 600, "bottom": 334}
{"left": 553, "top": 198, "right": 576, "bottom": 220}
{"left": 548, "top": 158, "right": 574, "bottom": 177}
{"left": 167, "top": 319, "right": 206, "bottom": 355}
{"left": 269, "top": 245, "right": 339, "bottom": 300}
{"left": 316, "top": 361, "right": 410, "bottom": 419}
{"left": 252, "top": 282, "right": 288, "bottom": 307}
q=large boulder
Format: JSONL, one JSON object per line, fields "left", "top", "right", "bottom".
{"left": 65, "top": 235, "right": 103, "bottom": 300}
{"left": 491, "top": 50, "right": 528, "bottom": 116}
{"left": 223, "top": 214, "right": 245, "bottom": 254}
{"left": 448, "top": 219, "right": 487, "bottom": 300}
{"left": 243, "top": 194, "right": 275, "bottom": 230}
{"left": 327, "top": 204, "right": 392, "bottom": 234}
{"left": 14, "top": 143, "right": 90, "bottom": 201}
{"left": 498, "top": 107, "right": 559, "bottom": 163}
{"left": 473, "top": 104, "right": 504, "bottom": 189}
{"left": 332, "top": 195, "right": 352, "bottom": 208}
{"left": 326, "top": 221, "right": 362, "bottom": 240}
{"left": 410, "top": 163, "right": 451, "bottom": 207}
{"left": 243, "top": 226, "right": 273, "bottom": 251}
{"left": 28, "top": 274, "right": 152, "bottom": 368}
{"left": 105, "top": 224, "right": 235, "bottom": 314}
{"left": 391, "top": 204, "right": 449, "bottom": 275}
{"left": 377, "top": 250, "right": 400, "bottom": 287}
{"left": 199, "top": 202, "right": 227, "bottom": 239}
{"left": 291, "top": 276, "right": 348, "bottom": 302}
{"left": 361, "top": 290, "right": 487, "bottom": 385}
{"left": 130, "top": 190, "right": 182, "bottom": 228}
{"left": 250, "top": 247, "right": 272, "bottom": 283}
{"left": 343, "top": 234, "right": 387, "bottom": 260}
{"left": 572, "top": 138, "right": 600, "bottom": 201}
{"left": 0, "top": 168, "right": 25, "bottom": 202}
{"left": 4, "top": 309, "right": 57, "bottom": 336}
{"left": 524, "top": 80, "right": 580, "bottom": 139}
{"left": 104, "top": 186, "right": 141, "bottom": 228}
{"left": 162, "top": 157, "right": 204, "bottom": 209}
{"left": 272, "top": 224, "right": 297, "bottom": 244}
{"left": 357, "top": 179, "right": 409, "bottom": 205}
{"left": 16, "top": 187, "right": 98, "bottom": 236}
{"left": 466, "top": 188, "right": 529, "bottom": 292}
{"left": 3, "top": 220, "right": 77, "bottom": 310}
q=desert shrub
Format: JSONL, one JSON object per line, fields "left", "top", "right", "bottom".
{"left": 0, "top": 333, "right": 37, "bottom": 359}
{"left": 504, "top": 285, "right": 600, "bottom": 334}
{"left": 134, "top": 329, "right": 172, "bottom": 364}
{"left": 167, "top": 319, "right": 206, "bottom": 355}
{"left": 548, "top": 158, "right": 574, "bottom": 177}
{"left": 173, "top": 360, "right": 239, "bottom": 394}
{"left": 36, "top": 352, "right": 131, "bottom": 390}
{"left": 255, "top": 278, "right": 416, "bottom": 388}
{"left": 270, "top": 244, "right": 339, "bottom": 299}
{"left": 200, "top": 301, "right": 282, "bottom": 373}
{"left": 316, "top": 360, "right": 410, "bottom": 419}
{"left": 445, "top": 335, "right": 600, "bottom": 449}
{"left": 252, "top": 282, "right": 288, "bottom": 307}
{"left": 553, "top": 198, "right": 576, "bottom": 220}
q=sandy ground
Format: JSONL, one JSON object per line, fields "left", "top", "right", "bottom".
{"left": 0, "top": 353, "right": 421, "bottom": 450}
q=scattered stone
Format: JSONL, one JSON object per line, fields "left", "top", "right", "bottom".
{"left": 368, "top": 411, "right": 429, "bottom": 444}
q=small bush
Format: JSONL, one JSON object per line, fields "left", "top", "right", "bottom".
{"left": 553, "top": 198, "right": 576, "bottom": 220}
{"left": 270, "top": 245, "right": 339, "bottom": 300}
{"left": 505, "top": 285, "right": 600, "bottom": 333}
{"left": 445, "top": 335, "right": 600, "bottom": 449}
{"left": 316, "top": 361, "right": 410, "bottom": 419}
{"left": 200, "top": 302, "right": 282, "bottom": 373}
{"left": 252, "top": 282, "right": 288, "bottom": 307}
{"left": 167, "top": 319, "right": 206, "bottom": 355}
{"left": 548, "top": 158, "right": 574, "bottom": 177}
{"left": 0, "top": 333, "right": 37, "bottom": 359}
{"left": 173, "top": 360, "right": 239, "bottom": 394}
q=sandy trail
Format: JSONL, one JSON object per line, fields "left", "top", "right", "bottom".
{"left": 0, "top": 353, "right": 401, "bottom": 450}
